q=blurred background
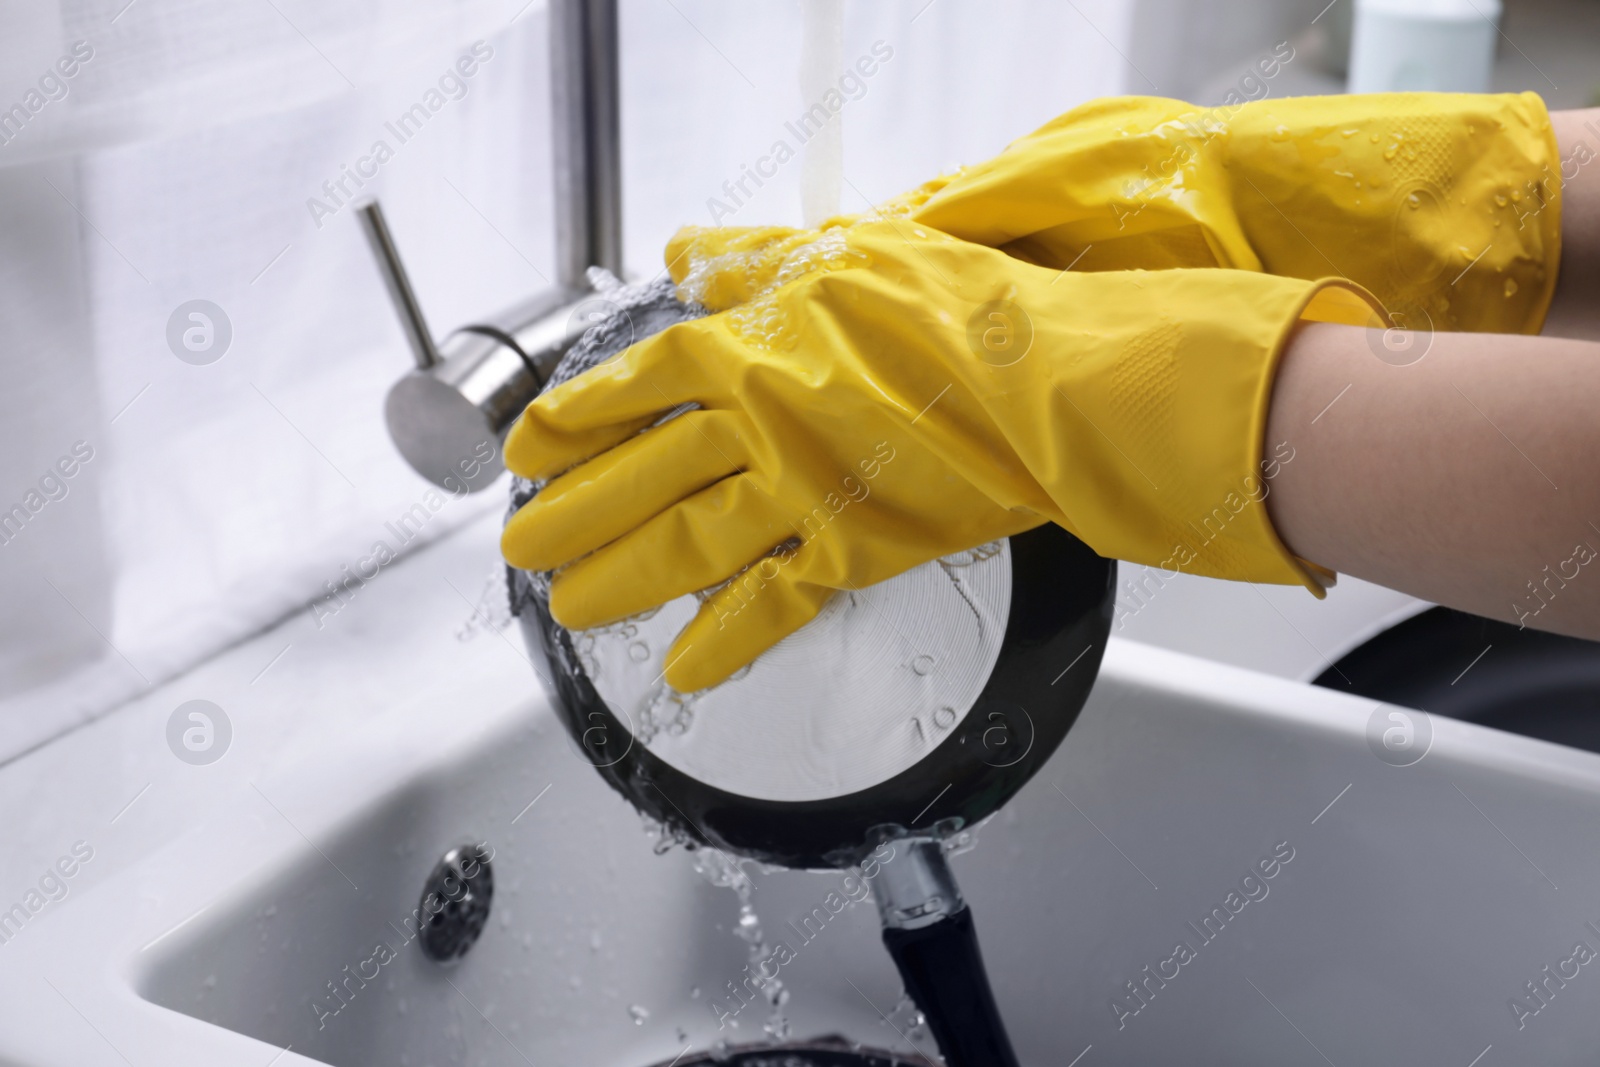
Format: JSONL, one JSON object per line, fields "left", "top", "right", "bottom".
{"left": 0, "top": 0, "right": 1596, "bottom": 765}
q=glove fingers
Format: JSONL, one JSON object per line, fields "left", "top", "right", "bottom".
{"left": 502, "top": 409, "right": 749, "bottom": 572}
{"left": 547, "top": 474, "right": 796, "bottom": 630}
{"left": 662, "top": 563, "right": 833, "bottom": 693}
{"left": 504, "top": 323, "right": 714, "bottom": 482}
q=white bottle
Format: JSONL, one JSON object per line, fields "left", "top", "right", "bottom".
{"left": 1348, "top": 0, "right": 1502, "bottom": 94}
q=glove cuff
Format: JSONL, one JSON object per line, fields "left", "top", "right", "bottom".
{"left": 1012, "top": 270, "right": 1386, "bottom": 596}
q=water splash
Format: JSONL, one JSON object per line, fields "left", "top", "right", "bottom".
{"left": 691, "top": 848, "right": 791, "bottom": 1042}
{"left": 638, "top": 687, "right": 697, "bottom": 743}
{"left": 883, "top": 993, "right": 930, "bottom": 1050}
{"left": 456, "top": 566, "right": 512, "bottom": 642}
{"left": 640, "top": 813, "right": 698, "bottom": 856}
{"left": 939, "top": 811, "right": 993, "bottom": 858}
{"left": 735, "top": 233, "right": 864, "bottom": 351}
{"left": 675, "top": 227, "right": 871, "bottom": 353}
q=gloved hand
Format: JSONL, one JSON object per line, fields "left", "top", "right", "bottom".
{"left": 502, "top": 221, "right": 1382, "bottom": 692}
{"left": 670, "top": 92, "right": 1560, "bottom": 336}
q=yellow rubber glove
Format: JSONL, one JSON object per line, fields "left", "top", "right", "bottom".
{"left": 502, "top": 221, "right": 1383, "bottom": 693}
{"left": 669, "top": 92, "right": 1560, "bottom": 336}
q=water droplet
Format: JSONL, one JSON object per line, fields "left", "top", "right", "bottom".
{"left": 628, "top": 1004, "right": 650, "bottom": 1025}
{"left": 1407, "top": 193, "right": 1421, "bottom": 209}
{"left": 1504, "top": 278, "right": 1519, "bottom": 297}
{"left": 628, "top": 642, "right": 649, "bottom": 662}
{"left": 690, "top": 986, "right": 702, "bottom": 1000}
{"left": 1494, "top": 194, "right": 1508, "bottom": 207}
{"left": 910, "top": 654, "right": 936, "bottom": 675}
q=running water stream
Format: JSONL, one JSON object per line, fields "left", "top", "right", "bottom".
{"left": 799, "top": 0, "right": 844, "bottom": 226}
{"left": 691, "top": 847, "right": 792, "bottom": 1043}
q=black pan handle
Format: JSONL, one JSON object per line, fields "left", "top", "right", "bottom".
{"left": 870, "top": 838, "right": 1021, "bottom": 1067}
{"left": 881, "top": 904, "right": 1021, "bottom": 1067}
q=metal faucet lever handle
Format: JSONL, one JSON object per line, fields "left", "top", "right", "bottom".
{"left": 357, "top": 200, "right": 441, "bottom": 372}
{"left": 356, "top": 196, "right": 607, "bottom": 494}
{"left": 362, "top": 0, "right": 623, "bottom": 494}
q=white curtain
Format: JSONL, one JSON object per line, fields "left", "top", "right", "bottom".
{"left": 0, "top": 0, "right": 1138, "bottom": 763}
{"left": 0, "top": 0, "right": 556, "bottom": 760}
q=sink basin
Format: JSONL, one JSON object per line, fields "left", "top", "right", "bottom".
{"left": 131, "top": 696, "right": 935, "bottom": 1066}
{"left": 8, "top": 513, "right": 1600, "bottom": 1065}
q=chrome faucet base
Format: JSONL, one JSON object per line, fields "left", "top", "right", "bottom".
{"left": 381, "top": 286, "right": 598, "bottom": 492}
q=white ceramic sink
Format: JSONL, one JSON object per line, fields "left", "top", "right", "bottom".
{"left": 6, "top": 513, "right": 1600, "bottom": 1066}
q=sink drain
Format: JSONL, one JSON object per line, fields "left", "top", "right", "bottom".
{"left": 417, "top": 842, "right": 494, "bottom": 963}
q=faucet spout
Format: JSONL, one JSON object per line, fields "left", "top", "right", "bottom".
{"left": 550, "top": 0, "right": 623, "bottom": 286}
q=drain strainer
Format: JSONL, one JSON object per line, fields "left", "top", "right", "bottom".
{"left": 417, "top": 842, "right": 494, "bottom": 963}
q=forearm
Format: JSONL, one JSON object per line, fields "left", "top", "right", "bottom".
{"left": 1265, "top": 322, "right": 1600, "bottom": 637}
{"left": 1546, "top": 108, "right": 1600, "bottom": 341}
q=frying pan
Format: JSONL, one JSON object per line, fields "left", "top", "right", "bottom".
{"left": 508, "top": 275, "right": 1115, "bottom": 1066}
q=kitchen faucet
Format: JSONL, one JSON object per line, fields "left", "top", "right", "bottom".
{"left": 358, "top": 0, "right": 622, "bottom": 492}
